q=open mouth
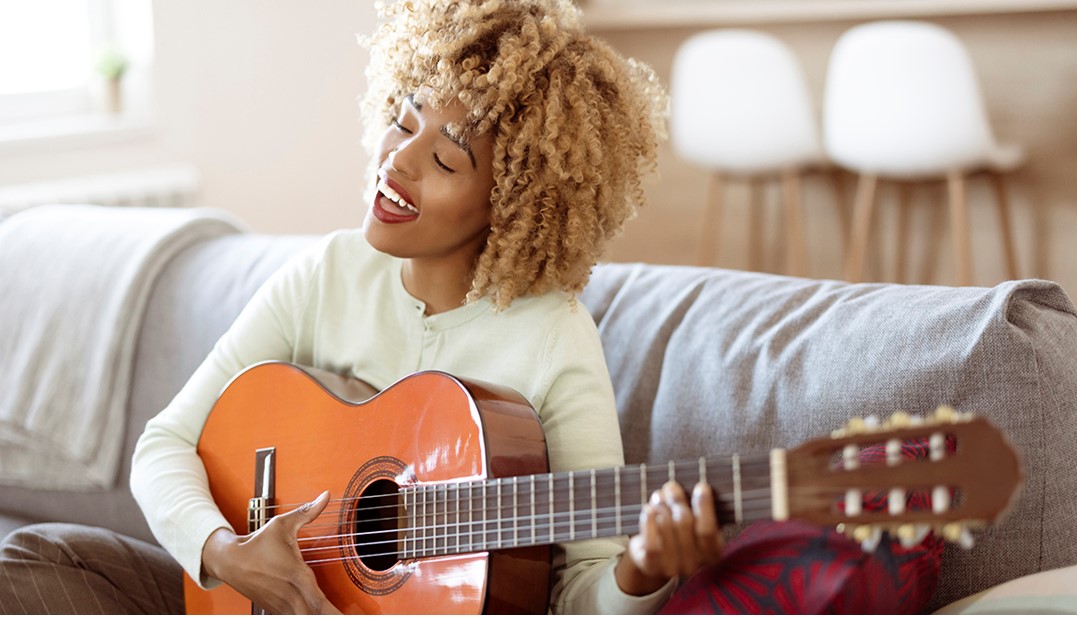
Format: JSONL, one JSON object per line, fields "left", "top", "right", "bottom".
{"left": 376, "top": 178, "right": 418, "bottom": 215}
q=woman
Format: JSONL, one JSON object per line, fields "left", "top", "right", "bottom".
{"left": 0, "top": 1, "right": 722, "bottom": 613}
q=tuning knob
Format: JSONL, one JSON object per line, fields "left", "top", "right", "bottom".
{"left": 840, "top": 524, "right": 887, "bottom": 553}
{"left": 934, "top": 405, "right": 958, "bottom": 423}
{"left": 887, "top": 410, "right": 911, "bottom": 429}
{"left": 942, "top": 523, "right": 976, "bottom": 549}
{"left": 845, "top": 417, "right": 867, "bottom": 435}
{"left": 862, "top": 528, "right": 883, "bottom": 553}
{"left": 897, "top": 523, "right": 931, "bottom": 548}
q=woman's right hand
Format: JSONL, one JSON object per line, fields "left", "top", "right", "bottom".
{"left": 201, "top": 490, "right": 341, "bottom": 614}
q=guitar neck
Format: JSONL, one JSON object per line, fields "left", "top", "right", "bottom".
{"left": 399, "top": 454, "right": 777, "bottom": 559}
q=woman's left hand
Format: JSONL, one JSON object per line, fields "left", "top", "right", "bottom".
{"left": 615, "top": 481, "right": 725, "bottom": 596}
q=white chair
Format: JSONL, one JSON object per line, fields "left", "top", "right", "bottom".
{"left": 823, "top": 20, "right": 1023, "bottom": 285}
{"left": 671, "top": 29, "right": 831, "bottom": 275}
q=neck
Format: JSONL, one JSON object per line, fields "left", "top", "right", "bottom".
{"left": 397, "top": 454, "right": 779, "bottom": 560}
{"left": 401, "top": 259, "right": 473, "bottom": 315}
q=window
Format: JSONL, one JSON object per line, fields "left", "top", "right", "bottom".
{"left": 0, "top": 0, "right": 154, "bottom": 140}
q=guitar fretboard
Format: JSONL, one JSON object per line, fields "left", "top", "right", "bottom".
{"left": 398, "top": 455, "right": 774, "bottom": 559}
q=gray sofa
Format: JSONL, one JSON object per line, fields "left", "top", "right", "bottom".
{"left": 2, "top": 220, "right": 1075, "bottom": 612}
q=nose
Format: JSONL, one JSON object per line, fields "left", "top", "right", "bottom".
{"left": 387, "top": 138, "right": 420, "bottom": 179}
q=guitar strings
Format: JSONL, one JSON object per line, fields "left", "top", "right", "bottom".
{"left": 255, "top": 478, "right": 776, "bottom": 540}
{"left": 293, "top": 501, "right": 782, "bottom": 568}
{"left": 296, "top": 497, "right": 776, "bottom": 553}
{"left": 261, "top": 481, "right": 775, "bottom": 538}
{"left": 256, "top": 457, "right": 773, "bottom": 515}
{"left": 260, "top": 488, "right": 777, "bottom": 564}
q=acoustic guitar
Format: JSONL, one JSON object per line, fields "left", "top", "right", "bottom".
{"left": 183, "top": 361, "right": 1022, "bottom": 614}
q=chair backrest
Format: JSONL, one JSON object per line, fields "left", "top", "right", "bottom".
{"left": 822, "top": 20, "right": 998, "bottom": 177}
{"left": 671, "top": 29, "right": 823, "bottom": 174}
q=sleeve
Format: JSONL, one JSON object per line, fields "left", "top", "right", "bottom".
{"left": 129, "top": 239, "right": 324, "bottom": 587}
{"left": 539, "top": 306, "right": 677, "bottom": 614}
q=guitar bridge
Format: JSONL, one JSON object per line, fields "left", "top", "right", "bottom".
{"left": 248, "top": 447, "right": 276, "bottom": 533}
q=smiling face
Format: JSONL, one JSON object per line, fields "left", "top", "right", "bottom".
{"left": 364, "top": 93, "right": 496, "bottom": 278}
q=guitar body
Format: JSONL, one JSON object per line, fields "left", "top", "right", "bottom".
{"left": 183, "top": 362, "right": 551, "bottom": 614}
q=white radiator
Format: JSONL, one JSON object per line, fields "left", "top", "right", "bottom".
{"left": 0, "top": 165, "right": 201, "bottom": 216}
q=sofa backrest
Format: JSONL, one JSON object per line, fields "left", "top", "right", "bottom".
{"left": 581, "top": 262, "right": 1077, "bottom": 610}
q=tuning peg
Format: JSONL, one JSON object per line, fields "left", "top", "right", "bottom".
{"left": 886, "top": 410, "right": 912, "bottom": 429}
{"left": 934, "top": 405, "right": 958, "bottom": 423}
{"left": 942, "top": 523, "right": 976, "bottom": 549}
{"left": 844, "top": 417, "right": 867, "bottom": 435}
{"left": 862, "top": 528, "right": 883, "bottom": 553}
{"left": 851, "top": 525, "right": 883, "bottom": 552}
{"left": 897, "top": 524, "right": 931, "bottom": 548}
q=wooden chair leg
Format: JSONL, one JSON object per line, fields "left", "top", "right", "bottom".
{"left": 827, "top": 167, "right": 851, "bottom": 253}
{"left": 895, "top": 183, "right": 912, "bottom": 284}
{"left": 991, "top": 172, "right": 1020, "bottom": 280}
{"left": 747, "top": 177, "right": 765, "bottom": 272}
{"left": 697, "top": 170, "right": 724, "bottom": 266}
{"left": 947, "top": 171, "right": 973, "bottom": 286}
{"left": 782, "top": 168, "right": 808, "bottom": 277}
{"left": 844, "top": 173, "right": 878, "bottom": 283}
{"left": 919, "top": 184, "right": 947, "bottom": 286}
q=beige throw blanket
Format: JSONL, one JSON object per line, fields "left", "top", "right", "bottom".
{"left": 0, "top": 205, "right": 243, "bottom": 490}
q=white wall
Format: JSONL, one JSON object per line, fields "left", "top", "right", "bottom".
{"left": 595, "top": 11, "right": 1077, "bottom": 294}
{"left": 0, "top": 0, "right": 378, "bottom": 234}
{"left": 2, "top": 3, "right": 1075, "bottom": 295}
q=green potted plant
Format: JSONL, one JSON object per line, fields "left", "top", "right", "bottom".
{"left": 96, "top": 48, "right": 129, "bottom": 114}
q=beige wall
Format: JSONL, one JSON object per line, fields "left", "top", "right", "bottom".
{"left": 1, "top": 4, "right": 1074, "bottom": 295}
{"left": 594, "top": 10, "right": 1077, "bottom": 295}
{"left": 0, "top": 0, "right": 378, "bottom": 234}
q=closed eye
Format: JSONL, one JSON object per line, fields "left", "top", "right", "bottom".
{"left": 391, "top": 119, "right": 413, "bottom": 134}
{"left": 434, "top": 154, "right": 456, "bottom": 173}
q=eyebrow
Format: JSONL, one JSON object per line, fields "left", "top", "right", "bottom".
{"left": 404, "top": 93, "right": 477, "bottom": 170}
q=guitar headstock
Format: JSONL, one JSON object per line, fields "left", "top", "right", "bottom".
{"left": 785, "top": 407, "right": 1022, "bottom": 550}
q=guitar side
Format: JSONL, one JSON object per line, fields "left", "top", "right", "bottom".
{"left": 183, "top": 362, "right": 551, "bottom": 614}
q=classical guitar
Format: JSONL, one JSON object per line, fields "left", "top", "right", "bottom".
{"left": 184, "top": 361, "right": 1022, "bottom": 614}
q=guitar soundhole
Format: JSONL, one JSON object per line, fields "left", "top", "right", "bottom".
{"left": 354, "top": 479, "right": 401, "bottom": 572}
{"left": 339, "top": 456, "right": 412, "bottom": 595}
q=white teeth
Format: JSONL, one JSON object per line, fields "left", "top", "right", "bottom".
{"left": 377, "top": 179, "right": 418, "bottom": 213}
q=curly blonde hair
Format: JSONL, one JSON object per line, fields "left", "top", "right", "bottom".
{"left": 360, "top": 0, "right": 668, "bottom": 309}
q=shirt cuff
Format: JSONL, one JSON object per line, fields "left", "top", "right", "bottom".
{"left": 592, "top": 559, "right": 678, "bottom": 614}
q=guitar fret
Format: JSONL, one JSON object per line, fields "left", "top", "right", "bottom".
{"left": 615, "top": 467, "right": 622, "bottom": 536}
{"left": 590, "top": 468, "right": 598, "bottom": 538}
{"left": 453, "top": 483, "right": 460, "bottom": 555}
{"left": 468, "top": 482, "right": 475, "bottom": 552}
{"left": 548, "top": 475, "right": 555, "bottom": 544}
{"left": 568, "top": 472, "right": 575, "bottom": 542}
{"left": 421, "top": 487, "right": 428, "bottom": 556}
{"left": 513, "top": 476, "right": 519, "bottom": 547}
{"left": 493, "top": 475, "right": 501, "bottom": 549}
{"left": 482, "top": 481, "right": 489, "bottom": 551}
{"left": 529, "top": 475, "right": 537, "bottom": 546}
{"left": 433, "top": 486, "right": 440, "bottom": 555}
{"left": 640, "top": 463, "right": 648, "bottom": 504}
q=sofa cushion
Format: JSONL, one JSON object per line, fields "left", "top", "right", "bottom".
{"left": 580, "top": 263, "right": 1077, "bottom": 611}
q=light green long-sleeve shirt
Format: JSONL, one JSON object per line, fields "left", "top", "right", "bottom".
{"left": 131, "top": 229, "right": 673, "bottom": 613}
